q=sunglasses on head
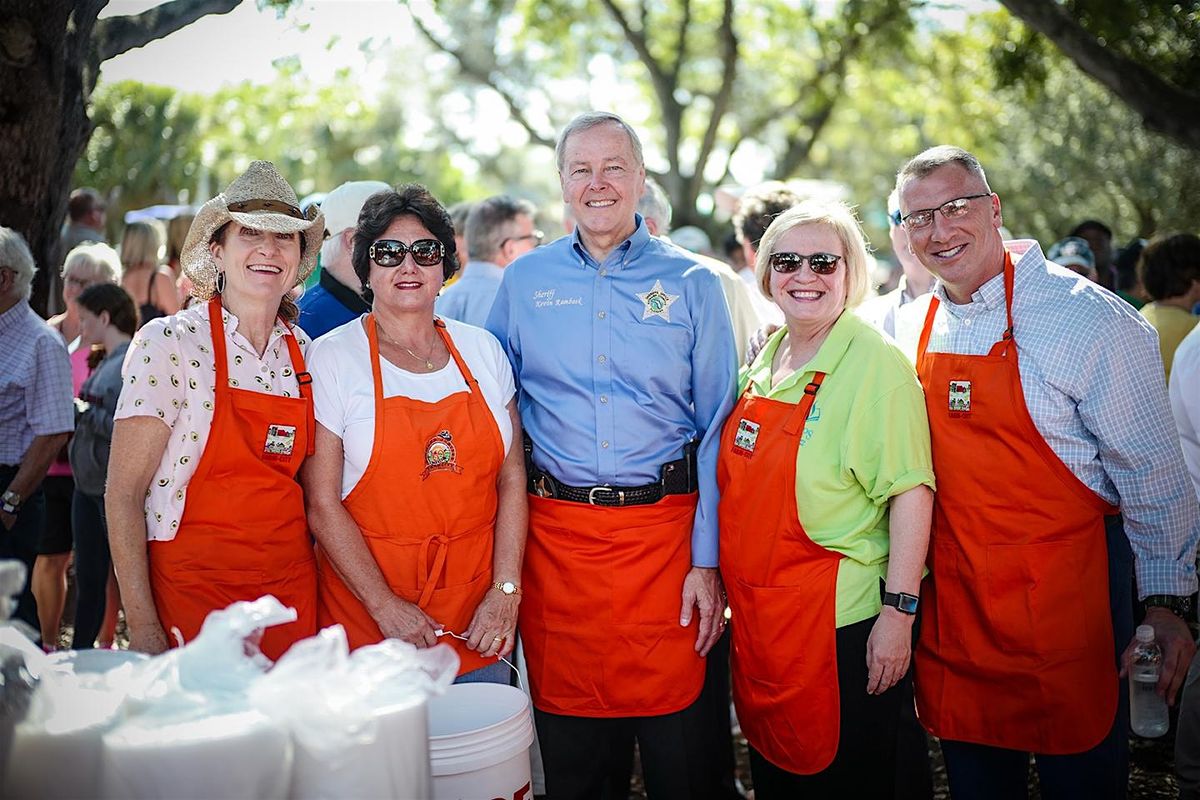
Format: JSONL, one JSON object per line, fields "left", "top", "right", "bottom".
{"left": 369, "top": 238, "right": 444, "bottom": 268}
{"left": 768, "top": 252, "right": 842, "bottom": 275}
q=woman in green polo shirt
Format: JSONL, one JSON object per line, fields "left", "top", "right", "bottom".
{"left": 717, "top": 199, "right": 934, "bottom": 797}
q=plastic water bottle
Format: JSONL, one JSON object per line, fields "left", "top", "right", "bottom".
{"left": 1129, "top": 624, "right": 1169, "bottom": 738}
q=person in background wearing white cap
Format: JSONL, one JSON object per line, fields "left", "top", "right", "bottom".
{"left": 857, "top": 189, "right": 935, "bottom": 340}
{"left": 298, "top": 180, "right": 389, "bottom": 339}
{"left": 1046, "top": 235, "right": 1100, "bottom": 283}
{"left": 107, "top": 161, "right": 325, "bottom": 660}
{"left": 436, "top": 195, "right": 541, "bottom": 328}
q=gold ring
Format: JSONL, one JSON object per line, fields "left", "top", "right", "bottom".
{"left": 492, "top": 635, "right": 503, "bottom": 642}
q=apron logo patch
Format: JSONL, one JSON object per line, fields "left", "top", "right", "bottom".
{"left": 636, "top": 279, "right": 679, "bottom": 322}
{"left": 422, "top": 429, "right": 463, "bottom": 479}
{"left": 732, "top": 419, "right": 760, "bottom": 457}
{"left": 262, "top": 424, "right": 296, "bottom": 461}
{"left": 949, "top": 380, "right": 972, "bottom": 415}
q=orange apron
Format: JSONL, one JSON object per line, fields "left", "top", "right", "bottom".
{"left": 150, "top": 298, "right": 317, "bottom": 661}
{"left": 718, "top": 373, "right": 842, "bottom": 775}
{"left": 522, "top": 489, "right": 703, "bottom": 717}
{"left": 914, "top": 254, "right": 1118, "bottom": 754}
{"left": 316, "top": 316, "right": 500, "bottom": 676}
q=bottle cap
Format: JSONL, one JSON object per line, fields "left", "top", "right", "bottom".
{"left": 1136, "top": 624, "right": 1155, "bottom": 643}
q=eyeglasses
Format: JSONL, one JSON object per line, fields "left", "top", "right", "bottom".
{"left": 369, "top": 238, "right": 444, "bottom": 268}
{"left": 900, "top": 194, "right": 992, "bottom": 230}
{"left": 888, "top": 209, "right": 903, "bottom": 227}
{"left": 65, "top": 275, "right": 99, "bottom": 290}
{"left": 502, "top": 230, "right": 545, "bottom": 248}
{"left": 768, "top": 252, "right": 842, "bottom": 275}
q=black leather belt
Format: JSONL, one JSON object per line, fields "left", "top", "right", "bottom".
{"left": 524, "top": 437, "right": 698, "bottom": 507}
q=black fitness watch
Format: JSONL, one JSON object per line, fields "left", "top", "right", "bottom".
{"left": 882, "top": 591, "right": 919, "bottom": 615}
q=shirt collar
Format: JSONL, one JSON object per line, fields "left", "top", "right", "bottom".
{"left": 932, "top": 239, "right": 1045, "bottom": 316}
{"left": 570, "top": 213, "right": 651, "bottom": 269}
{"left": 318, "top": 269, "right": 370, "bottom": 315}
{"left": 203, "top": 300, "right": 289, "bottom": 352}
{"left": 460, "top": 260, "right": 505, "bottom": 282}
{"left": 0, "top": 299, "right": 31, "bottom": 335}
{"left": 747, "top": 309, "right": 861, "bottom": 395}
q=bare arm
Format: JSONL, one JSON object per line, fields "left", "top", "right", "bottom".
{"left": 465, "top": 400, "right": 528, "bottom": 658}
{"left": 867, "top": 484, "right": 933, "bottom": 694}
{"left": 105, "top": 417, "right": 172, "bottom": 653}
{"left": 154, "top": 269, "right": 181, "bottom": 315}
{"left": 299, "top": 422, "right": 438, "bottom": 647}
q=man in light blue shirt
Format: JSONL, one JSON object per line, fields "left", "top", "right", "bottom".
{"left": 436, "top": 195, "right": 540, "bottom": 327}
{"left": 486, "top": 112, "right": 736, "bottom": 798}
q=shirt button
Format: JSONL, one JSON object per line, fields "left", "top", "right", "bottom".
{"left": 601, "top": 441, "right": 609, "bottom": 449}
{"left": 597, "top": 311, "right": 606, "bottom": 319}
{"left": 599, "top": 269, "right": 608, "bottom": 277}
{"left": 260, "top": 365, "right": 268, "bottom": 373}
{"left": 600, "top": 395, "right": 608, "bottom": 404}
{"left": 598, "top": 354, "right": 607, "bottom": 364}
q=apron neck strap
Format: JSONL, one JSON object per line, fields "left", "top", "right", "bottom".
{"left": 916, "top": 249, "right": 1019, "bottom": 366}
{"left": 782, "top": 373, "right": 825, "bottom": 437}
{"left": 281, "top": 328, "right": 315, "bottom": 456}
{"left": 207, "top": 297, "right": 230, "bottom": 390}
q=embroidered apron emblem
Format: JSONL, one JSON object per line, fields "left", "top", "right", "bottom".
{"left": 263, "top": 424, "right": 297, "bottom": 461}
{"left": 636, "top": 279, "right": 680, "bottom": 322}
{"left": 422, "top": 429, "right": 464, "bottom": 479}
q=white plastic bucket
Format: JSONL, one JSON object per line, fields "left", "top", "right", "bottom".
{"left": 427, "top": 683, "right": 535, "bottom": 800}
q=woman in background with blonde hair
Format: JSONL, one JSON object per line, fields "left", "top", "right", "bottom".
{"left": 119, "top": 220, "right": 179, "bottom": 324}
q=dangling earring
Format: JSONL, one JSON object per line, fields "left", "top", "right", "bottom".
{"left": 216, "top": 271, "right": 226, "bottom": 294}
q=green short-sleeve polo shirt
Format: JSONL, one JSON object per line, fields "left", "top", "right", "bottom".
{"left": 737, "top": 310, "right": 935, "bottom": 627}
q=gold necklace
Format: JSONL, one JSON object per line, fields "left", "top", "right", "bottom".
{"left": 378, "top": 323, "right": 438, "bottom": 370}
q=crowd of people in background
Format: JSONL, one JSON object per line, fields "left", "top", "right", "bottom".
{"left": 1, "top": 109, "right": 1199, "bottom": 799}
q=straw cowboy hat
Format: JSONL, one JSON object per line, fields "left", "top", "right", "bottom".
{"left": 181, "top": 160, "right": 325, "bottom": 300}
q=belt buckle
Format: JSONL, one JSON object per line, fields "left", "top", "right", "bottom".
{"left": 588, "top": 485, "right": 625, "bottom": 506}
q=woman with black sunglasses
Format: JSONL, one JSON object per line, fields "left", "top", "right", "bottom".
{"left": 716, "top": 199, "right": 934, "bottom": 797}
{"left": 301, "top": 184, "right": 527, "bottom": 684}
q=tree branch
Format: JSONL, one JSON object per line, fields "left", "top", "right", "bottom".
{"left": 669, "top": 0, "right": 692, "bottom": 84}
{"left": 93, "top": 0, "right": 241, "bottom": 63}
{"left": 409, "top": 13, "right": 554, "bottom": 149}
{"left": 687, "top": 0, "right": 736, "bottom": 204}
{"left": 997, "top": 0, "right": 1200, "bottom": 151}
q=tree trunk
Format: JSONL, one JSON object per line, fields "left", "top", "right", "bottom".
{"left": 0, "top": 2, "right": 100, "bottom": 316}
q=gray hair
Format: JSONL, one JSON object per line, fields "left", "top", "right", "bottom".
{"left": 0, "top": 227, "right": 37, "bottom": 300}
{"left": 637, "top": 177, "right": 672, "bottom": 231}
{"left": 555, "top": 112, "right": 645, "bottom": 174}
{"left": 62, "top": 242, "right": 123, "bottom": 284}
{"left": 895, "top": 145, "right": 991, "bottom": 196}
{"left": 466, "top": 195, "right": 537, "bottom": 263}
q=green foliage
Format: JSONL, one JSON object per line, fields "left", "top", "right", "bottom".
{"left": 76, "top": 65, "right": 484, "bottom": 236}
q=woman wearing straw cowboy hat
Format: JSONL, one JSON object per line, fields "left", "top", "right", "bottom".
{"left": 301, "top": 184, "right": 527, "bottom": 683}
{"left": 107, "top": 161, "right": 324, "bottom": 659}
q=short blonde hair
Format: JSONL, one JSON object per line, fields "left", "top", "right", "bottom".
{"left": 119, "top": 221, "right": 165, "bottom": 271}
{"left": 62, "top": 242, "right": 122, "bottom": 284}
{"left": 755, "top": 199, "right": 872, "bottom": 311}
{"left": 166, "top": 214, "right": 195, "bottom": 265}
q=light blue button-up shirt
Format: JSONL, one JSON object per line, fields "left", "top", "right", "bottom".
{"left": 486, "top": 216, "right": 737, "bottom": 567}
{"left": 436, "top": 260, "right": 505, "bottom": 328}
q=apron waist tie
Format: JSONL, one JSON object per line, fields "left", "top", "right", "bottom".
{"left": 417, "top": 534, "right": 450, "bottom": 608}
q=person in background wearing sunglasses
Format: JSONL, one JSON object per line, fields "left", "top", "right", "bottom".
{"left": 894, "top": 145, "right": 1199, "bottom": 799}
{"left": 435, "top": 194, "right": 541, "bottom": 328}
{"left": 717, "top": 199, "right": 933, "bottom": 797}
{"left": 302, "top": 184, "right": 526, "bottom": 685}
{"left": 108, "top": 161, "right": 324, "bottom": 659}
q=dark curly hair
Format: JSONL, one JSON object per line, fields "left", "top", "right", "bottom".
{"left": 1139, "top": 233, "right": 1200, "bottom": 301}
{"left": 352, "top": 184, "right": 459, "bottom": 303}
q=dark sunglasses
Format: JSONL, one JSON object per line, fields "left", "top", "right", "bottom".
{"left": 768, "top": 251, "right": 842, "bottom": 275}
{"left": 369, "top": 238, "right": 444, "bottom": 268}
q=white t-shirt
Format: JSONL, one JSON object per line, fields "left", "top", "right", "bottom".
{"left": 308, "top": 316, "right": 516, "bottom": 499}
